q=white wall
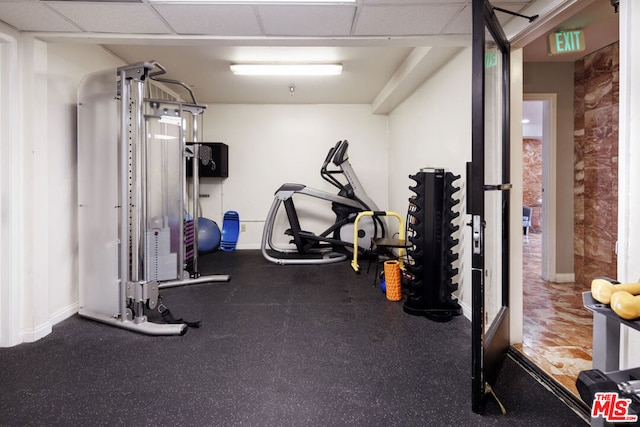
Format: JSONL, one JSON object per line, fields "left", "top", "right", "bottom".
{"left": 198, "top": 104, "right": 389, "bottom": 249}
{"left": 0, "top": 38, "right": 123, "bottom": 347}
{"left": 20, "top": 36, "right": 50, "bottom": 343}
{"left": 618, "top": 0, "right": 640, "bottom": 370}
{"left": 0, "top": 24, "right": 22, "bottom": 347}
{"left": 387, "top": 48, "right": 473, "bottom": 316}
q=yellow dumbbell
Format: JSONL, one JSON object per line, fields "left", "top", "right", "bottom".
{"left": 591, "top": 278, "right": 640, "bottom": 305}
{"left": 610, "top": 291, "right": 640, "bottom": 320}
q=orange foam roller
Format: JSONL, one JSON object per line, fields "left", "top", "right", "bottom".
{"left": 384, "top": 260, "right": 402, "bottom": 301}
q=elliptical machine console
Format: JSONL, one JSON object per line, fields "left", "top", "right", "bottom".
{"left": 261, "top": 140, "right": 386, "bottom": 265}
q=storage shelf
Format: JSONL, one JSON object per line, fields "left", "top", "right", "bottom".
{"left": 583, "top": 291, "right": 640, "bottom": 332}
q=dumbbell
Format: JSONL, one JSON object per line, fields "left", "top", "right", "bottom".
{"left": 576, "top": 369, "right": 640, "bottom": 405}
{"left": 591, "top": 277, "right": 640, "bottom": 305}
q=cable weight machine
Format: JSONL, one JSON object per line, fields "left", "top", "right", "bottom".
{"left": 78, "top": 62, "right": 228, "bottom": 335}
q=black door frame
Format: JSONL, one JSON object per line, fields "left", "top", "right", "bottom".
{"left": 470, "top": 0, "right": 511, "bottom": 414}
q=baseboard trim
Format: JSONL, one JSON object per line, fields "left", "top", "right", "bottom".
{"left": 21, "top": 320, "right": 52, "bottom": 344}
{"left": 554, "top": 273, "right": 575, "bottom": 283}
{"left": 459, "top": 301, "right": 472, "bottom": 321}
{"left": 18, "top": 303, "right": 79, "bottom": 345}
{"left": 235, "top": 244, "right": 261, "bottom": 250}
{"left": 50, "top": 302, "right": 79, "bottom": 326}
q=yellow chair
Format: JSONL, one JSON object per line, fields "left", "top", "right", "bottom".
{"left": 350, "top": 211, "right": 409, "bottom": 274}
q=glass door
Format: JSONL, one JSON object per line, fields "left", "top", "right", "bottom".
{"left": 470, "top": 0, "right": 511, "bottom": 414}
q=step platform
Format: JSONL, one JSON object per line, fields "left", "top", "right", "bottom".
{"left": 221, "top": 210, "right": 240, "bottom": 252}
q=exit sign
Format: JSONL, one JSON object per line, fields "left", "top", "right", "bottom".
{"left": 549, "top": 30, "right": 586, "bottom": 55}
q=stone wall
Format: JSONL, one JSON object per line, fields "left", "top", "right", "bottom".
{"left": 574, "top": 41, "right": 619, "bottom": 285}
{"left": 523, "top": 137, "right": 543, "bottom": 233}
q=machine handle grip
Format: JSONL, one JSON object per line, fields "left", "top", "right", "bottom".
{"left": 332, "top": 140, "right": 349, "bottom": 166}
{"left": 322, "top": 140, "right": 343, "bottom": 167}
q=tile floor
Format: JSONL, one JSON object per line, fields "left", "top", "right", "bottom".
{"left": 515, "top": 232, "right": 593, "bottom": 398}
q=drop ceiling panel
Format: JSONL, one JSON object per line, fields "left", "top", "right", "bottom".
{"left": 0, "top": 0, "right": 582, "bottom": 106}
{"left": 0, "top": 2, "right": 80, "bottom": 32}
{"left": 354, "top": 5, "right": 461, "bottom": 36}
{"left": 361, "top": 0, "right": 468, "bottom": 3}
{"left": 258, "top": 5, "right": 356, "bottom": 36}
{"left": 442, "top": 4, "right": 471, "bottom": 35}
{"left": 47, "top": 3, "right": 170, "bottom": 34}
{"left": 153, "top": 4, "right": 261, "bottom": 36}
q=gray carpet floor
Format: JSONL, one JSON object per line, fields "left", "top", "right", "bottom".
{"left": 0, "top": 250, "right": 587, "bottom": 426}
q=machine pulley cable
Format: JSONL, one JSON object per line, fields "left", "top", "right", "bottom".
{"left": 157, "top": 295, "right": 202, "bottom": 329}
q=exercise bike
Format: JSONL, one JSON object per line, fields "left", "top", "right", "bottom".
{"left": 261, "top": 140, "right": 387, "bottom": 265}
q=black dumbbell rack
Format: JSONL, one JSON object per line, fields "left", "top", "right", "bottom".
{"left": 403, "top": 168, "right": 463, "bottom": 322}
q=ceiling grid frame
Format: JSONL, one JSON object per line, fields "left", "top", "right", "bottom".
{"left": 0, "top": 0, "right": 617, "bottom": 110}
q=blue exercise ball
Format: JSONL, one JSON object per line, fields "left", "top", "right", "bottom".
{"left": 197, "top": 217, "right": 221, "bottom": 253}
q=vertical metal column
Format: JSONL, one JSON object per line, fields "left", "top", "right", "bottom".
{"left": 118, "top": 63, "right": 150, "bottom": 324}
{"left": 192, "top": 143, "right": 201, "bottom": 276}
{"left": 183, "top": 105, "right": 205, "bottom": 278}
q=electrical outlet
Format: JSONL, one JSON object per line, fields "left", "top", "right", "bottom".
{"left": 241, "top": 224, "right": 246, "bottom": 232}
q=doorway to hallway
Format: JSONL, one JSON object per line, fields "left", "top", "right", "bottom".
{"left": 512, "top": 0, "right": 620, "bottom": 405}
{"left": 518, "top": 41, "right": 621, "bottom": 393}
{"left": 517, "top": 97, "right": 593, "bottom": 399}
{"left": 522, "top": 96, "right": 557, "bottom": 282}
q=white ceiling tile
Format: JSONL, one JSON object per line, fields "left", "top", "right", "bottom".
{"left": 354, "top": 5, "right": 460, "bottom": 36}
{"left": 258, "top": 5, "right": 355, "bottom": 37}
{"left": 0, "top": 2, "right": 80, "bottom": 32}
{"left": 442, "top": 4, "right": 471, "bottom": 35}
{"left": 361, "top": 0, "right": 468, "bottom": 4}
{"left": 153, "top": 4, "right": 261, "bottom": 36}
{"left": 48, "top": 3, "right": 170, "bottom": 34}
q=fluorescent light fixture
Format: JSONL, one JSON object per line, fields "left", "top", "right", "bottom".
{"left": 151, "top": 0, "right": 355, "bottom": 3}
{"left": 522, "top": 119, "right": 530, "bottom": 124}
{"left": 230, "top": 63, "right": 342, "bottom": 76}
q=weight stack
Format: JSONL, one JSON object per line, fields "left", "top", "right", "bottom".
{"left": 184, "top": 219, "right": 195, "bottom": 274}
{"left": 403, "top": 168, "right": 463, "bottom": 322}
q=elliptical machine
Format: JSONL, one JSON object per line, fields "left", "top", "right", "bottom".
{"left": 261, "top": 140, "right": 387, "bottom": 265}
